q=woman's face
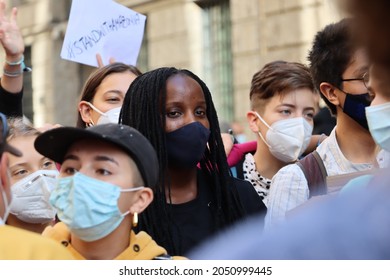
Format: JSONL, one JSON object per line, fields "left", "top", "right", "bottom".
{"left": 8, "top": 135, "right": 56, "bottom": 186}
{"left": 164, "top": 74, "right": 210, "bottom": 132}
{"left": 79, "top": 71, "right": 137, "bottom": 125}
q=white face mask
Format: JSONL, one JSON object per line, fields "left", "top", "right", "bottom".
{"left": 255, "top": 112, "right": 313, "bottom": 163}
{"left": 366, "top": 102, "right": 390, "bottom": 152}
{"left": 10, "top": 170, "right": 58, "bottom": 224}
{"left": 87, "top": 102, "right": 121, "bottom": 125}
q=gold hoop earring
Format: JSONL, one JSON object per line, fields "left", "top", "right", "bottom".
{"left": 87, "top": 119, "right": 94, "bottom": 127}
{"left": 132, "top": 212, "right": 138, "bottom": 228}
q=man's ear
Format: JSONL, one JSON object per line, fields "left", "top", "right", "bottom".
{"left": 319, "top": 82, "right": 341, "bottom": 106}
{"left": 78, "top": 101, "right": 93, "bottom": 125}
{"left": 129, "top": 187, "right": 154, "bottom": 215}
{"left": 247, "top": 111, "right": 260, "bottom": 133}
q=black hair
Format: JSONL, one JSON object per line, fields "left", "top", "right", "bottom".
{"left": 308, "top": 18, "right": 356, "bottom": 115}
{"left": 119, "top": 67, "right": 245, "bottom": 255}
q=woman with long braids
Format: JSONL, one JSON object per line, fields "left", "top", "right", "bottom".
{"left": 120, "top": 67, "right": 266, "bottom": 256}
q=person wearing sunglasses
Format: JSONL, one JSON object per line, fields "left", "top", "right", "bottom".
{"left": 0, "top": 113, "right": 73, "bottom": 259}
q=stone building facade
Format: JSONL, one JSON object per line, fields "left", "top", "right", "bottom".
{"left": 3, "top": 0, "right": 342, "bottom": 133}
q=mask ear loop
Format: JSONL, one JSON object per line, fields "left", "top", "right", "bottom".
{"left": 254, "top": 112, "right": 272, "bottom": 148}
{"left": 86, "top": 102, "right": 105, "bottom": 127}
{"left": 87, "top": 120, "right": 95, "bottom": 127}
{"left": 119, "top": 186, "right": 145, "bottom": 217}
{"left": 86, "top": 102, "right": 107, "bottom": 117}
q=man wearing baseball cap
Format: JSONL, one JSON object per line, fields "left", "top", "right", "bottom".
{"left": 0, "top": 112, "right": 72, "bottom": 259}
{"left": 35, "top": 123, "right": 184, "bottom": 260}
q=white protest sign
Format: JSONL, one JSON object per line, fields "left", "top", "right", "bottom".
{"left": 61, "top": 0, "right": 146, "bottom": 67}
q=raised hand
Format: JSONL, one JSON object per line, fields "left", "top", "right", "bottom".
{"left": 0, "top": 0, "right": 24, "bottom": 60}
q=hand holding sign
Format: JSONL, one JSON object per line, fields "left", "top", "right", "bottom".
{"left": 61, "top": 0, "right": 146, "bottom": 67}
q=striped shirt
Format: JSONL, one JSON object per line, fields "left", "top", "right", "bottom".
{"left": 265, "top": 128, "right": 388, "bottom": 230}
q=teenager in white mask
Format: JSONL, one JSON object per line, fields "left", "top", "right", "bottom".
{"left": 77, "top": 63, "right": 141, "bottom": 128}
{"left": 5, "top": 118, "right": 58, "bottom": 234}
{"left": 0, "top": 113, "right": 73, "bottom": 259}
{"left": 233, "top": 61, "right": 316, "bottom": 207}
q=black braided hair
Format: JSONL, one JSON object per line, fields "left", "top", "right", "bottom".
{"left": 119, "top": 67, "right": 245, "bottom": 255}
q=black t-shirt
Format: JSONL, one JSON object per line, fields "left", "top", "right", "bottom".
{"left": 170, "top": 169, "right": 266, "bottom": 255}
{"left": 0, "top": 82, "right": 23, "bottom": 117}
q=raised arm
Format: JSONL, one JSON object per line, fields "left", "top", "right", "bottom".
{"left": 0, "top": 1, "right": 24, "bottom": 93}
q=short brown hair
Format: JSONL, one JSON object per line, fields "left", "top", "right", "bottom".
{"left": 250, "top": 60, "right": 315, "bottom": 111}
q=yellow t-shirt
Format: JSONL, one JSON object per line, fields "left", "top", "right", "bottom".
{"left": 0, "top": 225, "right": 74, "bottom": 260}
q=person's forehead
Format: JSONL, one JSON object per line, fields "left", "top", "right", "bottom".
{"left": 344, "top": 49, "right": 369, "bottom": 75}
{"left": 167, "top": 74, "right": 202, "bottom": 92}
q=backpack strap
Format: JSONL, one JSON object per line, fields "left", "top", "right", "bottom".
{"left": 296, "top": 150, "right": 328, "bottom": 197}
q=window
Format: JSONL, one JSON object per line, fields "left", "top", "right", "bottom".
{"left": 199, "top": 0, "right": 233, "bottom": 122}
{"left": 23, "top": 46, "right": 33, "bottom": 122}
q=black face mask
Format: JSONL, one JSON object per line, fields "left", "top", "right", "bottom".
{"left": 342, "top": 92, "right": 371, "bottom": 130}
{"left": 165, "top": 122, "right": 210, "bottom": 168}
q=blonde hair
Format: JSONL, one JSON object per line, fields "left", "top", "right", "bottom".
{"left": 7, "top": 117, "right": 40, "bottom": 141}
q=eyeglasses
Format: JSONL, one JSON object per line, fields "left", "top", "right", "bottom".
{"left": 341, "top": 72, "right": 369, "bottom": 90}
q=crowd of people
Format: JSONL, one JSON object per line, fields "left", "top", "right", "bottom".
{"left": 1, "top": 0, "right": 390, "bottom": 260}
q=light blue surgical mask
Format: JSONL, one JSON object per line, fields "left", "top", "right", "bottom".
{"left": 50, "top": 172, "right": 144, "bottom": 242}
{"left": 366, "top": 102, "right": 390, "bottom": 152}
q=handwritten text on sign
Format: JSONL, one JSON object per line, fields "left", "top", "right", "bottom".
{"left": 61, "top": 0, "right": 146, "bottom": 67}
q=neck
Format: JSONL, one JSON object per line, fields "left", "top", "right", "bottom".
{"left": 6, "top": 214, "right": 53, "bottom": 234}
{"left": 166, "top": 166, "right": 198, "bottom": 204}
{"left": 335, "top": 113, "right": 377, "bottom": 163}
{"left": 253, "top": 140, "right": 286, "bottom": 179}
{"left": 71, "top": 220, "right": 131, "bottom": 260}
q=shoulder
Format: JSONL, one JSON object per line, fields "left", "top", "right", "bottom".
{"left": 270, "top": 163, "right": 308, "bottom": 195}
{"left": 232, "top": 177, "right": 267, "bottom": 215}
{"left": 0, "top": 225, "right": 73, "bottom": 259}
{"left": 274, "top": 163, "right": 304, "bottom": 180}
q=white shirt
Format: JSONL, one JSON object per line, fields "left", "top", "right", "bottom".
{"left": 265, "top": 128, "right": 388, "bottom": 230}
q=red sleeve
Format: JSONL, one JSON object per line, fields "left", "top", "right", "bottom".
{"left": 227, "top": 141, "right": 257, "bottom": 167}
